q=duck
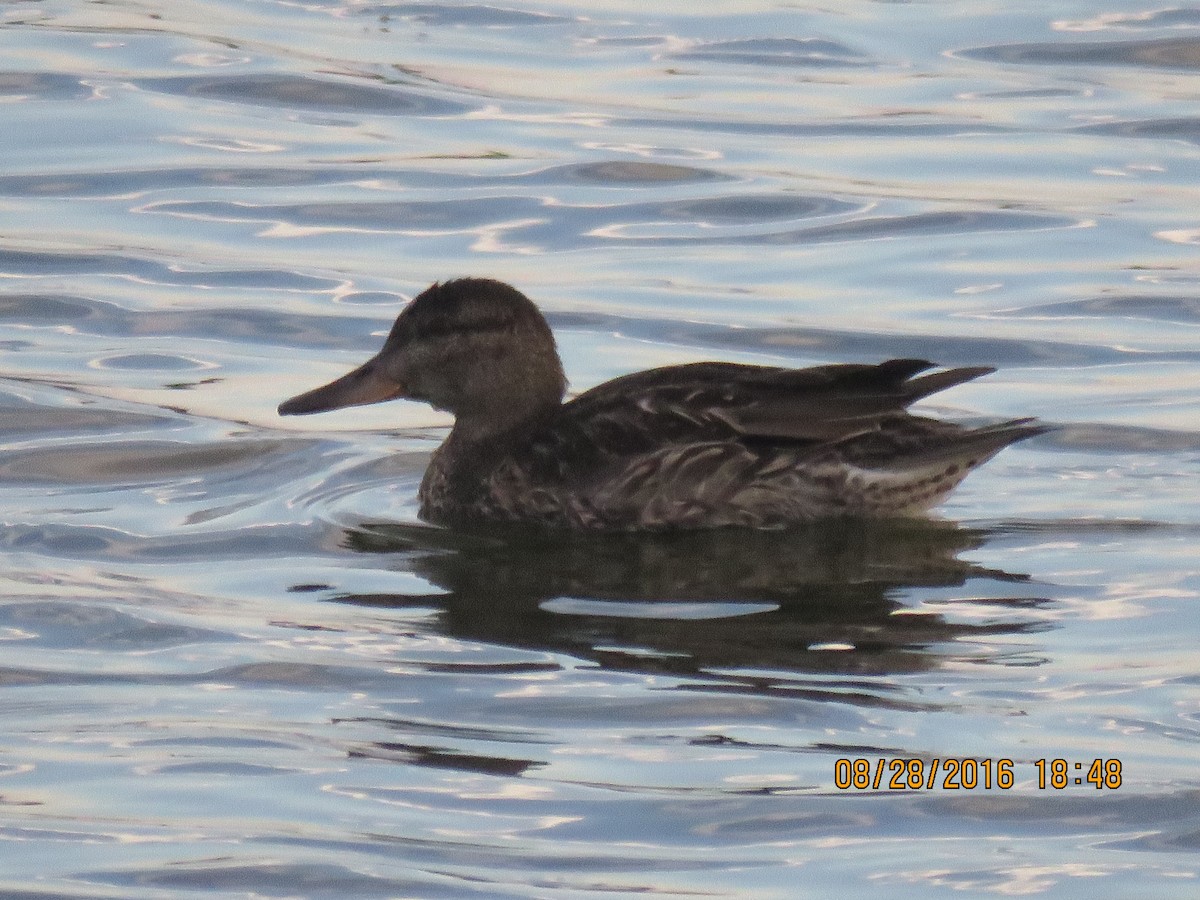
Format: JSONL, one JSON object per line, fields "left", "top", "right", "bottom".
{"left": 278, "top": 278, "right": 1046, "bottom": 530}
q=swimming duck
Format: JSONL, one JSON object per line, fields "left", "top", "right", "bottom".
{"left": 279, "top": 278, "right": 1045, "bottom": 530}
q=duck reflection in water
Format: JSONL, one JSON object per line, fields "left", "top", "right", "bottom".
{"left": 279, "top": 278, "right": 1046, "bottom": 531}
{"left": 330, "top": 520, "right": 1049, "bottom": 686}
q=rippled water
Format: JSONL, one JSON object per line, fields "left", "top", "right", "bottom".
{"left": 2, "top": 1, "right": 1199, "bottom": 897}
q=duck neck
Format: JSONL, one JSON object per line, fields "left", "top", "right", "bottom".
{"left": 447, "top": 395, "right": 560, "bottom": 449}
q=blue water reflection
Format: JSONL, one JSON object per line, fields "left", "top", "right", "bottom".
{"left": 0, "top": 1, "right": 1198, "bottom": 897}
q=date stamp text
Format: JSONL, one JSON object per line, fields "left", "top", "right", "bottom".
{"left": 833, "top": 757, "right": 1123, "bottom": 791}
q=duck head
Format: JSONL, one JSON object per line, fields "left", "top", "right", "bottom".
{"left": 278, "top": 278, "right": 567, "bottom": 437}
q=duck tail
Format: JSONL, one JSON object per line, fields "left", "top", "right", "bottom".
{"left": 849, "top": 418, "right": 1049, "bottom": 516}
{"left": 894, "top": 418, "right": 1050, "bottom": 472}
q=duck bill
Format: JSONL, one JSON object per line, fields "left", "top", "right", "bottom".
{"left": 278, "top": 358, "right": 405, "bottom": 416}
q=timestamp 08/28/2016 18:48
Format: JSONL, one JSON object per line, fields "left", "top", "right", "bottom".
{"left": 833, "top": 757, "right": 1123, "bottom": 791}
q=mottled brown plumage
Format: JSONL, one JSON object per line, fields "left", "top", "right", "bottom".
{"left": 279, "top": 278, "right": 1045, "bottom": 530}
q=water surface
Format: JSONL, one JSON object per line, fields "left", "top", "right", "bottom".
{"left": 1, "top": 1, "right": 1199, "bottom": 897}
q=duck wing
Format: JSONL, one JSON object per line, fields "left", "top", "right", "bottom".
{"left": 564, "top": 358, "right": 995, "bottom": 446}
